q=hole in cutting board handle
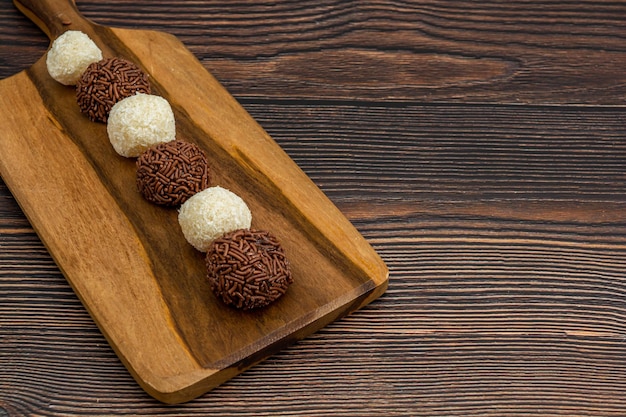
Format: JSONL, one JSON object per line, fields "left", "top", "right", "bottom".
{"left": 13, "top": 0, "right": 91, "bottom": 40}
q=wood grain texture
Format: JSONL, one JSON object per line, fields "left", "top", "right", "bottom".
{"left": 78, "top": 0, "right": 626, "bottom": 105}
{"left": 0, "top": 0, "right": 387, "bottom": 405}
{"left": 1, "top": 0, "right": 626, "bottom": 415}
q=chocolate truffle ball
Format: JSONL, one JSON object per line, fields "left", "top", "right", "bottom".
{"left": 206, "top": 229, "right": 293, "bottom": 310}
{"left": 136, "top": 140, "right": 211, "bottom": 206}
{"left": 107, "top": 93, "right": 176, "bottom": 157}
{"left": 46, "top": 30, "right": 103, "bottom": 85}
{"left": 178, "top": 186, "right": 252, "bottom": 252}
{"left": 76, "top": 57, "right": 151, "bottom": 122}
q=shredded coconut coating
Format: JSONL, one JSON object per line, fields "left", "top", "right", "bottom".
{"left": 107, "top": 94, "right": 176, "bottom": 157}
{"left": 46, "top": 30, "right": 103, "bottom": 85}
{"left": 178, "top": 186, "right": 252, "bottom": 252}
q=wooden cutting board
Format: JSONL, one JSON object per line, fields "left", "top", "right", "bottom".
{"left": 0, "top": 0, "right": 388, "bottom": 404}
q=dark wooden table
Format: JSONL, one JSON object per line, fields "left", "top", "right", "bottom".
{"left": 2, "top": 1, "right": 626, "bottom": 415}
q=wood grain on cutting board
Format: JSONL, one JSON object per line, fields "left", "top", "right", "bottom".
{"left": 0, "top": 0, "right": 388, "bottom": 403}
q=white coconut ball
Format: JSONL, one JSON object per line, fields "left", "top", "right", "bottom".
{"left": 107, "top": 93, "right": 176, "bottom": 157}
{"left": 178, "top": 186, "right": 252, "bottom": 252}
{"left": 46, "top": 30, "right": 103, "bottom": 85}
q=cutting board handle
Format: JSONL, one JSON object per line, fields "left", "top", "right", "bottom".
{"left": 13, "top": 0, "right": 89, "bottom": 40}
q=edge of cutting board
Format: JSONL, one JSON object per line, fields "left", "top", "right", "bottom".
{"left": 0, "top": 19, "right": 388, "bottom": 403}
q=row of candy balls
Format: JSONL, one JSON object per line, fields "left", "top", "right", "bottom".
{"left": 47, "top": 31, "right": 174, "bottom": 156}
{"left": 46, "top": 31, "right": 293, "bottom": 310}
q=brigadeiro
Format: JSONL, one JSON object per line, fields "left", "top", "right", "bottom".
{"left": 206, "top": 229, "right": 293, "bottom": 310}
{"left": 76, "top": 57, "right": 151, "bottom": 122}
{"left": 136, "top": 140, "right": 211, "bottom": 206}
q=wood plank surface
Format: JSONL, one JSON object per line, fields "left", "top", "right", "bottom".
{"left": 1, "top": 0, "right": 626, "bottom": 415}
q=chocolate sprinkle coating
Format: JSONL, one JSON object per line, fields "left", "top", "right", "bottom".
{"left": 136, "top": 140, "right": 211, "bottom": 206}
{"left": 206, "top": 229, "right": 293, "bottom": 310}
{"left": 76, "top": 57, "right": 151, "bottom": 122}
